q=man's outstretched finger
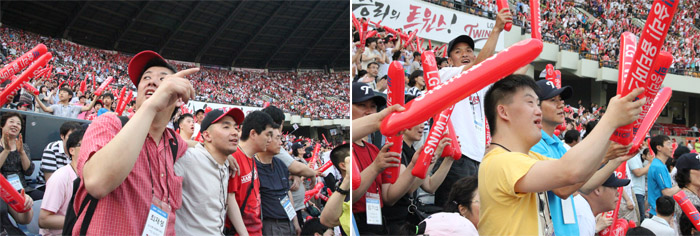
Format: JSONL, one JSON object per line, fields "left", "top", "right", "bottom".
{"left": 622, "top": 88, "right": 645, "bottom": 101}
{"left": 174, "top": 68, "right": 200, "bottom": 78}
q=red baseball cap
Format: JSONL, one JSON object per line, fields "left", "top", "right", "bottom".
{"left": 200, "top": 108, "right": 245, "bottom": 134}
{"left": 127, "top": 50, "right": 176, "bottom": 86}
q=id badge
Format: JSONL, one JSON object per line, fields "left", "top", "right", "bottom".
{"left": 7, "top": 174, "right": 22, "bottom": 191}
{"left": 142, "top": 197, "right": 171, "bottom": 236}
{"left": 561, "top": 197, "right": 576, "bottom": 224}
{"left": 365, "top": 192, "right": 382, "bottom": 225}
{"left": 280, "top": 195, "right": 296, "bottom": 220}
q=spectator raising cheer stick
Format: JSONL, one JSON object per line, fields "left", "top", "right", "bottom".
{"left": 496, "top": 0, "right": 512, "bottom": 31}
{"left": 0, "top": 175, "right": 29, "bottom": 213}
{"left": 611, "top": 0, "right": 679, "bottom": 145}
{"left": 383, "top": 61, "right": 405, "bottom": 184}
{"left": 380, "top": 38, "right": 543, "bottom": 136}
{"left": 0, "top": 52, "right": 52, "bottom": 106}
{"left": 413, "top": 106, "right": 454, "bottom": 179}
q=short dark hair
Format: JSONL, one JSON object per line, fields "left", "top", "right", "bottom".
{"left": 240, "top": 111, "right": 275, "bottom": 141}
{"left": 583, "top": 120, "right": 599, "bottom": 140}
{"left": 656, "top": 195, "right": 674, "bottom": 216}
{"left": 650, "top": 135, "right": 670, "bottom": 155}
{"left": 680, "top": 205, "right": 700, "bottom": 235}
{"left": 484, "top": 74, "right": 539, "bottom": 135}
{"left": 79, "top": 95, "right": 86, "bottom": 100}
{"left": 65, "top": 128, "right": 85, "bottom": 159}
{"left": 262, "top": 105, "right": 285, "bottom": 126}
{"left": 142, "top": 59, "right": 177, "bottom": 76}
{"left": 676, "top": 168, "right": 691, "bottom": 188}
{"left": 330, "top": 144, "right": 349, "bottom": 171}
{"left": 0, "top": 112, "right": 23, "bottom": 128}
{"left": 60, "top": 121, "right": 82, "bottom": 137}
{"left": 413, "top": 51, "right": 421, "bottom": 57}
{"left": 177, "top": 113, "right": 193, "bottom": 129}
{"left": 408, "top": 70, "right": 423, "bottom": 87}
{"left": 300, "top": 218, "right": 327, "bottom": 236}
{"left": 564, "top": 130, "right": 580, "bottom": 144}
{"left": 367, "top": 61, "right": 380, "bottom": 69}
{"left": 625, "top": 227, "right": 655, "bottom": 236}
{"left": 444, "top": 176, "right": 478, "bottom": 213}
{"left": 102, "top": 93, "right": 114, "bottom": 100}
{"left": 60, "top": 87, "right": 74, "bottom": 98}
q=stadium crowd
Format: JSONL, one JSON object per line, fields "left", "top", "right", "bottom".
{"left": 0, "top": 26, "right": 350, "bottom": 120}
{"left": 352, "top": 1, "right": 700, "bottom": 234}
{"left": 422, "top": 0, "right": 700, "bottom": 77}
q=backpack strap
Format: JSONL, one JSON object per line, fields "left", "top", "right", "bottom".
{"left": 167, "top": 129, "right": 178, "bottom": 162}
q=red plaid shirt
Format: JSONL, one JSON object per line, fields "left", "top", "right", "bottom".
{"left": 73, "top": 113, "right": 187, "bottom": 235}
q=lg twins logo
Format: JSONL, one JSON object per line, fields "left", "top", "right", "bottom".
{"left": 361, "top": 85, "right": 371, "bottom": 95}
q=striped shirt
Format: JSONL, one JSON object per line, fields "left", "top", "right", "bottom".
{"left": 40, "top": 140, "right": 70, "bottom": 182}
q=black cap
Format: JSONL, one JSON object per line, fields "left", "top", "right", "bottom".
{"left": 352, "top": 82, "right": 386, "bottom": 106}
{"left": 535, "top": 79, "right": 573, "bottom": 100}
{"left": 292, "top": 142, "right": 304, "bottom": 151}
{"left": 446, "top": 35, "right": 475, "bottom": 56}
{"left": 676, "top": 153, "right": 700, "bottom": 170}
{"left": 200, "top": 108, "right": 245, "bottom": 134}
{"left": 602, "top": 173, "right": 630, "bottom": 188}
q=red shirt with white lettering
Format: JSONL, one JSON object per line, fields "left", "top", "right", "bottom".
{"left": 226, "top": 147, "right": 261, "bottom": 236}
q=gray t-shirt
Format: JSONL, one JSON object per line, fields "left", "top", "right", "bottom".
{"left": 174, "top": 144, "right": 229, "bottom": 236}
{"left": 49, "top": 104, "right": 82, "bottom": 118}
{"left": 275, "top": 147, "right": 294, "bottom": 167}
{"left": 290, "top": 157, "right": 308, "bottom": 211}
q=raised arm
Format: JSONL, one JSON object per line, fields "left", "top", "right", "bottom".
{"left": 80, "top": 97, "right": 99, "bottom": 112}
{"left": 463, "top": 8, "right": 512, "bottom": 72}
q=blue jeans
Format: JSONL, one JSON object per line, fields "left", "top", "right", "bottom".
{"left": 636, "top": 194, "right": 646, "bottom": 222}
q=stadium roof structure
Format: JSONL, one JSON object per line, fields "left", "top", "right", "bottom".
{"left": 1, "top": 0, "right": 349, "bottom": 70}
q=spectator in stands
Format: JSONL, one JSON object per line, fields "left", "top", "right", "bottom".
{"left": 648, "top": 135, "right": 681, "bottom": 216}
{"left": 478, "top": 75, "right": 644, "bottom": 234}
{"left": 175, "top": 108, "right": 243, "bottom": 235}
{"left": 320, "top": 144, "right": 351, "bottom": 235}
{"left": 432, "top": 8, "right": 512, "bottom": 208}
{"left": 175, "top": 113, "right": 199, "bottom": 147}
{"left": 577, "top": 174, "right": 631, "bottom": 236}
{"left": 406, "top": 70, "right": 425, "bottom": 97}
{"left": 37, "top": 85, "right": 54, "bottom": 113}
{"left": 361, "top": 38, "right": 386, "bottom": 70}
{"left": 640, "top": 196, "right": 675, "bottom": 235}
{"left": 673, "top": 152, "right": 700, "bottom": 233}
{"left": 679, "top": 204, "right": 700, "bottom": 235}
{"left": 629, "top": 148, "right": 654, "bottom": 221}
{"left": 71, "top": 50, "right": 198, "bottom": 235}
{"left": 261, "top": 105, "right": 318, "bottom": 179}
{"left": 39, "top": 121, "right": 81, "bottom": 182}
{"left": 85, "top": 100, "right": 102, "bottom": 121}
{"left": 225, "top": 111, "right": 275, "bottom": 236}
{"left": 301, "top": 218, "right": 332, "bottom": 236}
{"left": 290, "top": 141, "right": 313, "bottom": 229}
{"left": 255, "top": 123, "right": 301, "bottom": 235}
{"left": 15, "top": 102, "right": 30, "bottom": 112}
{"left": 443, "top": 176, "right": 480, "bottom": 229}
{"left": 563, "top": 129, "right": 581, "bottom": 150}
{"left": 409, "top": 52, "right": 422, "bottom": 74}
{"left": 33, "top": 87, "right": 98, "bottom": 119}
{"left": 97, "top": 93, "right": 114, "bottom": 116}
{"left": 0, "top": 184, "right": 33, "bottom": 235}
{"left": 0, "top": 112, "right": 41, "bottom": 200}
{"left": 38, "top": 128, "right": 84, "bottom": 236}
{"left": 358, "top": 62, "right": 380, "bottom": 90}
{"left": 375, "top": 75, "right": 388, "bottom": 93}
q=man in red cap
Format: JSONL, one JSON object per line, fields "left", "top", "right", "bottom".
{"left": 175, "top": 108, "right": 244, "bottom": 235}
{"left": 72, "top": 50, "right": 198, "bottom": 235}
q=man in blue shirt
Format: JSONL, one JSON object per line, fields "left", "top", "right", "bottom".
{"left": 647, "top": 135, "right": 680, "bottom": 215}
{"left": 531, "top": 79, "right": 631, "bottom": 235}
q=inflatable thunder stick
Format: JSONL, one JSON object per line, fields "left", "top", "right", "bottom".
{"left": 0, "top": 44, "right": 48, "bottom": 82}
{"left": 364, "top": 31, "right": 377, "bottom": 40}
{"left": 351, "top": 159, "right": 361, "bottom": 190}
{"left": 79, "top": 79, "right": 87, "bottom": 94}
{"left": 0, "top": 174, "right": 28, "bottom": 213}
{"left": 496, "top": 0, "right": 512, "bottom": 31}
{"left": 22, "top": 83, "right": 39, "bottom": 96}
{"left": 554, "top": 70, "right": 561, "bottom": 89}
{"left": 674, "top": 191, "right": 700, "bottom": 230}
{"left": 529, "top": 0, "right": 541, "bottom": 39}
{"left": 380, "top": 38, "right": 543, "bottom": 137}
{"left": 617, "top": 32, "right": 638, "bottom": 95}
{"left": 0, "top": 53, "right": 52, "bottom": 107}
{"left": 628, "top": 87, "right": 672, "bottom": 157}
{"left": 634, "top": 51, "right": 673, "bottom": 133}
{"left": 117, "top": 91, "right": 133, "bottom": 116}
{"left": 611, "top": 0, "right": 679, "bottom": 145}
{"left": 601, "top": 218, "right": 629, "bottom": 236}
{"left": 383, "top": 61, "right": 405, "bottom": 184}
{"left": 602, "top": 162, "right": 628, "bottom": 236}
{"left": 412, "top": 106, "right": 455, "bottom": 179}
{"left": 309, "top": 144, "right": 321, "bottom": 170}
{"left": 317, "top": 161, "right": 334, "bottom": 173}
{"left": 94, "top": 76, "right": 114, "bottom": 96}
{"left": 545, "top": 64, "right": 555, "bottom": 83}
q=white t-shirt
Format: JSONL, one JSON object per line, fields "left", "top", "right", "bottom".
{"left": 438, "top": 66, "right": 490, "bottom": 162}
{"left": 361, "top": 47, "right": 382, "bottom": 70}
{"left": 574, "top": 195, "right": 596, "bottom": 236}
{"left": 378, "top": 48, "right": 394, "bottom": 79}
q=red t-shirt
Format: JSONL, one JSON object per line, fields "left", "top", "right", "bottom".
{"left": 352, "top": 141, "right": 382, "bottom": 213}
{"left": 226, "top": 147, "right": 261, "bottom": 236}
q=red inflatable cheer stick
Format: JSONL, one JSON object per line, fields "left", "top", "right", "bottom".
{"left": 529, "top": 0, "right": 541, "bottom": 39}
{"left": 304, "top": 182, "right": 325, "bottom": 203}
{"left": 611, "top": 0, "right": 679, "bottom": 145}
{"left": 115, "top": 86, "right": 126, "bottom": 112}
{"left": 381, "top": 39, "right": 543, "bottom": 136}
{"left": 674, "top": 191, "right": 700, "bottom": 231}
{"left": 383, "top": 61, "right": 405, "bottom": 184}
{"left": 422, "top": 51, "right": 441, "bottom": 91}
{"left": 634, "top": 51, "right": 672, "bottom": 134}
{"left": 412, "top": 105, "right": 455, "bottom": 179}
{"left": 617, "top": 32, "right": 638, "bottom": 95}
{"left": 0, "top": 44, "right": 48, "bottom": 82}
{"left": 554, "top": 70, "right": 561, "bottom": 89}
{"left": 496, "top": 0, "right": 512, "bottom": 31}
{"left": 0, "top": 174, "right": 28, "bottom": 213}
{"left": 321, "top": 133, "right": 329, "bottom": 146}
{"left": 79, "top": 78, "right": 87, "bottom": 94}
{"left": 351, "top": 158, "right": 361, "bottom": 190}
{"left": 364, "top": 30, "right": 377, "bottom": 41}
{"left": 309, "top": 144, "right": 321, "bottom": 170}
{"left": 351, "top": 13, "right": 361, "bottom": 32}
{"left": 117, "top": 90, "right": 133, "bottom": 116}
{"left": 601, "top": 218, "right": 629, "bottom": 236}
{"left": 22, "top": 83, "right": 40, "bottom": 96}
{"left": 545, "top": 64, "right": 555, "bottom": 83}
{"left": 94, "top": 76, "right": 114, "bottom": 96}
{"left": 628, "top": 87, "right": 672, "bottom": 155}
{"left": 317, "top": 161, "right": 334, "bottom": 173}
{"left": 0, "top": 53, "right": 52, "bottom": 107}
{"left": 444, "top": 120, "right": 462, "bottom": 160}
